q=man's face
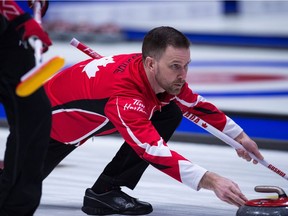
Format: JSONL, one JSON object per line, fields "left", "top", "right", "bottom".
{"left": 154, "top": 45, "right": 190, "bottom": 95}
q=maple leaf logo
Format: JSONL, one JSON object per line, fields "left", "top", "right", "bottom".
{"left": 82, "top": 56, "right": 114, "bottom": 78}
{"left": 202, "top": 123, "right": 207, "bottom": 128}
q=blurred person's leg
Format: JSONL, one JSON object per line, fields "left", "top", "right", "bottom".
{"left": 0, "top": 33, "right": 51, "bottom": 215}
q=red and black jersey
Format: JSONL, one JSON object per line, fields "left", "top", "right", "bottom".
{"left": 45, "top": 53, "right": 243, "bottom": 190}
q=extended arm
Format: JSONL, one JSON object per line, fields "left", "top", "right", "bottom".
{"left": 174, "top": 83, "right": 263, "bottom": 163}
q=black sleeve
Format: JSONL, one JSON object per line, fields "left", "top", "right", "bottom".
{"left": 0, "top": 14, "right": 8, "bottom": 35}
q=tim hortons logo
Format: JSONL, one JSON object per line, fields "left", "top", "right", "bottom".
{"left": 123, "top": 99, "right": 147, "bottom": 114}
{"left": 184, "top": 112, "right": 208, "bottom": 128}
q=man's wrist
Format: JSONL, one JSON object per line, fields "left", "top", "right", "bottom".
{"left": 198, "top": 171, "right": 217, "bottom": 190}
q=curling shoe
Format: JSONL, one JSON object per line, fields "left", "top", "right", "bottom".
{"left": 81, "top": 188, "right": 153, "bottom": 215}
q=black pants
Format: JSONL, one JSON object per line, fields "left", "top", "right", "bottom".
{"left": 43, "top": 101, "right": 182, "bottom": 191}
{"left": 0, "top": 28, "right": 51, "bottom": 215}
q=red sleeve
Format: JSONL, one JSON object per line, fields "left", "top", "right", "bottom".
{"left": 105, "top": 96, "right": 207, "bottom": 190}
{"left": 174, "top": 83, "right": 226, "bottom": 131}
{"left": 172, "top": 83, "right": 243, "bottom": 138}
{"left": 0, "top": 0, "right": 24, "bottom": 21}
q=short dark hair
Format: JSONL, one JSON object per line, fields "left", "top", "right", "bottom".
{"left": 142, "top": 26, "right": 190, "bottom": 60}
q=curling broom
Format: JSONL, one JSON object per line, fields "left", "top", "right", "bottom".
{"left": 16, "top": 0, "right": 64, "bottom": 97}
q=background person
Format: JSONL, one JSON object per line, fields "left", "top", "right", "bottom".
{"left": 0, "top": 0, "right": 52, "bottom": 215}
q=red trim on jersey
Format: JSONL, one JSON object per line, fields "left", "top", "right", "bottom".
{"left": 0, "top": 0, "right": 24, "bottom": 21}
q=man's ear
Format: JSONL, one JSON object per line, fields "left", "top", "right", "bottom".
{"left": 144, "top": 56, "right": 155, "bottom": 72}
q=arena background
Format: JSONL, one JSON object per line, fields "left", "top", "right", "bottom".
{"left": 1, "top": 1, "right": 288, "bottom": 151}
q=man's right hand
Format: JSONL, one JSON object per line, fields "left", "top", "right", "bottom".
{"left": 198, "top": 171, "right": 248, "bottom": 207}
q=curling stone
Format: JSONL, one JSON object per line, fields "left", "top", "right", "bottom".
{"left": 236, "top": 186, "right": 288, "bottom": 216}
